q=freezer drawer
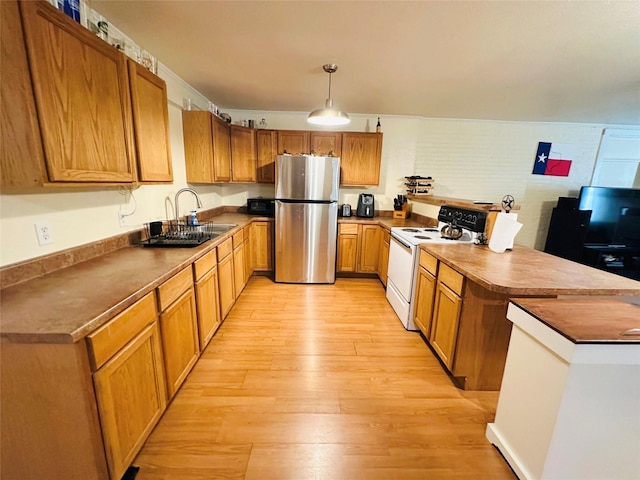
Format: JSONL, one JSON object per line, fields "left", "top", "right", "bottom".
{"left": 275, "top": 201, "right": 337, "bottom": 283}
{"left": 276, "top": 155, "right": 339, "bottom": 201}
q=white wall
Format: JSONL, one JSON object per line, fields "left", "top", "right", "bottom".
{"left": 1, "top": 13, "right": 638, "bottom": 267}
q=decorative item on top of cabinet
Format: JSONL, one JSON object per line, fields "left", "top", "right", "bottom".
{"left": 340, "top": 132, "right": 383, "bottom": 186}
{"left": 15, "top": 0, "right": 137, "bottom": 184}
{"left": 87, "top": 292, "right": 167, "bottom": 480}
{"left": 310, "top": 131, "right": 342, "bottom": 157}
{"left": 256, "top": 129, "right": 277, "bottom": 183}
{"left": 183, "top": 110, "right": 231, "bottom": 183}
{"left": 277, "top": 130, "right": 310, "bottom": 155}
{"left": 127, "top": 59, "right": 173, "bottom": 182}
{"left": 193, "top": 249, "right": 222, "bottom": 350}
{"left": 156, "top": 267, "right": 200, "bottom": 399}
{"left": 217, "top": 237, "right": 236, "bottom": 319}
{"left": 230, "top": 124, "right": 257, "bottom": 182}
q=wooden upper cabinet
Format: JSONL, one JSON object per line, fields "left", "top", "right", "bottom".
{"left": 128, "top": 60, "right": 172, "bottom": 182}
{"left": 256, "top": 129, "right": 276, "bottom": 183}
{"left": 340, "top": 132, "right": 383, "bottom": 186}
{"left": 277, "top": 130, "right": 310, "bottom": 155}
{"left": 310, "top": 132, "right": 342, "bottom": 157}
{"left": 183, "top": 111, "right": 231, "bottom": 183}
{"left": 230, "top": 125, "right": 256, "bottom": 182}
{"left": 19, "top": 0, "right": 136, "bottom": 183}
{"left": 0, "top": 0, "right": 48, "bottom": 188}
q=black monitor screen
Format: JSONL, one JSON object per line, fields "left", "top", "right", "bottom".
{"left": 578, "top": 186, "right": 640, "bottom": 247}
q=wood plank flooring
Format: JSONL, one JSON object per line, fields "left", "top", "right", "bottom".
{"left": 134, "top": 277, "right": 515, "bottom": 479}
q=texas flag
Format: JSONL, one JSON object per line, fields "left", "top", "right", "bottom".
{"left": 532, "top": 142, "right": 573, "bottom": 177}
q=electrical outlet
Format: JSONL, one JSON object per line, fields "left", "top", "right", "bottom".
{"left": 35, "top": 221, "right": 53, "bottom": 246}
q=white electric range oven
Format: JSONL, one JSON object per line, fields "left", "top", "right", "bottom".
{"left": 385, "top": 206, "right": 487, "bottom": 330}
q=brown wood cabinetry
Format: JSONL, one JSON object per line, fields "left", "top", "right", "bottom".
{"left": 157, "top": 267, "right": 200, "bottom": 399}
{"left": 310, "top": 131, "right": 342, "bottom": 157}
{"left": 233, "top": 230, "right": 247, "bottom": 298}
{"left": 230, "top": 124, "right": 257, "bottom": 182}
{"left": 341, "top": 132, "right": 383, "bottom": 186}
{"left": 183, "top": 111, "right": 232, "bottom": 183}
{"left": 428, "top": 263, "right": 464, "bottom": 369}
{"left": 413, "top": 250, "right": 438, "bottom": 336}
{"left": 277, "top": 130, "right": 310, "bottom": 155}
{"left": 193, "top": 249, "right": 222, "bottom": 350}
{"left": 251, "top": 221, "right": 273, "bottom": 271}
{"left": 128, "top": 60, "right": 173, "bottom": 182}
{"left": 244, "top": 225, "right": 253, "bottom": 282}
{"left": 256, "top": 129, "right": 277, "bottom": 183}
{"left": 217, "top": 237, "right": 236, "bottom": 319}
{"left": 377, "top": 228, "right": 390, "bottom": 286}
{"left": 1, "top": 0, "right": 173, "bottom": 187}
{"left": 337, "top": 223, "right": 380, "bottom": 273}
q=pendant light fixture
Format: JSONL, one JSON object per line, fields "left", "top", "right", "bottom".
{"left": 307, "top": 64, "right": 350, "bottom": 126}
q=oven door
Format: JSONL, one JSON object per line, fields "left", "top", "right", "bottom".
{"left": 387, "top": 234, "right": 416, "bottom": 302}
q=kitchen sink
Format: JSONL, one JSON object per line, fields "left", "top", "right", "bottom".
{"left": 143, "top": 222, "right": 237, "bottom": 248}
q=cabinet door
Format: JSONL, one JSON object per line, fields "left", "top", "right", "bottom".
{"left": 159, "top": 288, "right": 200, "bottom": 398}
{"left": 212, "top": 115, "right": 232, "bottom": 182}
{"left": 194, "top": 266, "right": 221, "bottom": 350}
{"left": 414, "top": 267, "right": 437, "bottom": 337}
{"left": 20, "top": 1, "right": 136, "bottom": 183}
{"left": 244, "top": 225, "right": 253, "bottom": 282}
{"left": 230, "top": 125, "right": 256, "bottom": 182}
{"left": 337, "top": 234, "right": 358, "bottom": 272}
{"left": 256, "top": 130, "right": 276, "bottom": 183}
{"left": 378, "top": 229, "right": 390, "bottom": 286}
{"left": 233, "top": 242, "right": 246, "bottom": 298}
{"left": 277, "top": 130, "right": 310, "bottom": 155}
{"left": 128, "top": 60, "right": 172, "bottom": 182}
{"left": 251, "top": 221, "right": 272, "bottom": 271}
{"left": 310, "top": 131, "right": 342, "bottom": 157}
{"left": 93, "top": 322, "right": 166, "bottom": 480}
{"left": 429, "top": 282, "right": 462, "bottom": 369}
{"left": 1, "top": 0, "right": 48, "bottom": 188}
{"left": 340, "top": 132, "right": 382, "bottom": 186}
{"left": 218, "top": 252, "right": 235, "bottom": 319}
{"left": 183, "top": 110, "right": 215, "bottom": 183}
{"left": 358, "top": 225, "right": 380, "bottom": 272}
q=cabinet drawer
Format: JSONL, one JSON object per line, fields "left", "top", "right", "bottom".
{"left": 217, "top": 237, "right": 233, "bottom": 259}
{"left": 419, "top": 250, "right": 438, "bottom": 276}
{"left": 438, "top": 263, "right": 464, "bottom": 296}
{"left": 233, "top": 231, "right": 244, "bottom": 248}
{"left": 193, "top": 248, "right": 217, "bottom": 281}
{"left": 339, "top": 223, "right": 359, "bottom": 235}
{"left": 86, "top": 292, "right": 157, "bottom": 371}
{"left": 157, "top": 267, "right": 193, "bottom": 311}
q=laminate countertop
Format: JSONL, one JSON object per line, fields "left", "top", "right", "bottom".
{"left": 510, "top": 297, "right": 640, "bottom": 344}
{"left": 0, "top": 214, "right": 421, "bottom": 345}
{"left": 421, "top": 243, "right": 640, "bottom": 296}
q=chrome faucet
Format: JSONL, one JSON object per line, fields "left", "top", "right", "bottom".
{"left": 175, "top": 188, "right": 203, "bottom": 223}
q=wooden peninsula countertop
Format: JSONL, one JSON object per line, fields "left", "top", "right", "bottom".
{"left": 511, "top": 297, "right": 640, "bottom": 343}
{"left": 421, "top": 243, "right": 640, "bottom": 296}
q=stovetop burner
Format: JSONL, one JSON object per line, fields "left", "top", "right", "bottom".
{"left": 402, "top": 228, "right": 420, "bottom": 232}
{"left": 414, "top": 235, "right": 432, "bottom": 240}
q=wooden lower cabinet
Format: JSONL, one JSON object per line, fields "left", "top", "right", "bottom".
{"left": 217, "top": 237, "right": 236, "bottom": 319}
{"left": 377, "top": 228, "right": 390, "bottom": 285}
{"left": 93, "top": 322, "right": 166, "bottom": 480}
{"left": 429, "top": 282, "right": 463, "bottom": 369}
{"left": 193, "top": 249, "right": 222, "bottom": 350}
{"left": 157, "top": 267, "right": 200, "bottom": 399}
{"left": 413, "top": 266, "right": 437, "bottom": 336}
{"left": 233, "top": 241, "right": 246, "bottom": 298}
{"left": 337, "top": 223, "right": 380, "bottom": 273}
{"left": 251, "top": 221, "right": 272, "bottom": 271}
{"left": 244, "top": 225, "right": 253, "bottom": 282}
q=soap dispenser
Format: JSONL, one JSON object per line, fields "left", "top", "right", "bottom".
{"left": 188, "top": 210, "right": 199, "bottom": 226}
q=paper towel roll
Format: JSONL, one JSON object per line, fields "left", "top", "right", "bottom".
{"left": 489, "top": 212, "right": 523, "bottom": 253}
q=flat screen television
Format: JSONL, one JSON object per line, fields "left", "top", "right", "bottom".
{"left": 578, "top": 186, "right": 640, "bottom": 247}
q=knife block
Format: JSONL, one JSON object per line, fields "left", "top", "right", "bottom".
{"left": 393, "top": 203, "right": 411, "bottom": 219}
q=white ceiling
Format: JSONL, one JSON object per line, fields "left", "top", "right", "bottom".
{"left": 93, "top": 0, "right": 640, "bottom": 125}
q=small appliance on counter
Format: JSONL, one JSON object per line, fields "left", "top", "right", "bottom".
{"left": 356, "top": 193, "right": 375, "bottom": 218}
{"left": 339, "top": 204, "right": 352, "bottom": 217}
{"left": 247, "top": 197, "right": 275, "bottom": 217}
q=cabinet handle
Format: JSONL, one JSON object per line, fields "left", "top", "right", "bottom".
{"left": 620, "top": 328, "right": 640, "bottom": 336}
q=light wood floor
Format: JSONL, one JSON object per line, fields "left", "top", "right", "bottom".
{"left": 134, "top": 276, "right": 516, "bottom": 479}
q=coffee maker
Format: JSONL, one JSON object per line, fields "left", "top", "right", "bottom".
{"left": 356, "top": 194, "right": 375, "bottom": 218}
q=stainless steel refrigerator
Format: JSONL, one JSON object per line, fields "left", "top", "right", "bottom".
{"left": 275, "top": 155, "right": 340, "bottom": 283}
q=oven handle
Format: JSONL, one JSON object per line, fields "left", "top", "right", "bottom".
{"left": 390, "top": 233, "right": 413, "bottom": 251}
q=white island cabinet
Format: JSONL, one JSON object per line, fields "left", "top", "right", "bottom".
{"left": 486, "top": 298, "right": 640, "bottom": 480}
